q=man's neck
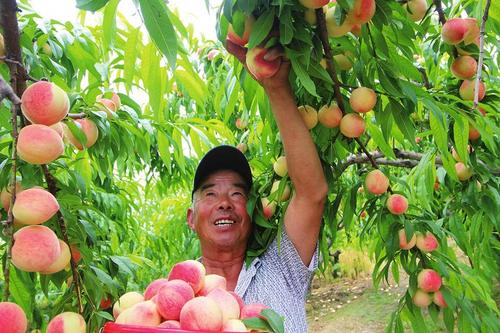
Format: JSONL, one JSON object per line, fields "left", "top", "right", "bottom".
{"left": 201, "top": 251, "right": 245, "bottom": 291}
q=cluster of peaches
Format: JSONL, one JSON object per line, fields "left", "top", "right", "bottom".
{"left": 111, "top": 259, "right": 272, "bottom": 331}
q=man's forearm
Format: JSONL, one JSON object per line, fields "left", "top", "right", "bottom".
{"left": 265, "top": 85, "right": 327, "bottom": 200}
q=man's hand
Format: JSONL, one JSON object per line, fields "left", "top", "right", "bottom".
{"left": 225, "top": 39, "right": 291, "bottom": 93}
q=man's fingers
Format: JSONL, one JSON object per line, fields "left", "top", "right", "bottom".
{"left": 225, "top": 39, "right": 247, "bottom": 64}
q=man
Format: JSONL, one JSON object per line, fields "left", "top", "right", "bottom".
{"left": 187, "top": 40, "right": 328, "bottom": 333}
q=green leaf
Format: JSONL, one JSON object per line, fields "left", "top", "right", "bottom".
{"left": 138, "top": 0, "right": 178, "bottom": 69}
{"left": 102, "top": 0, "right": 119, "bottom": 53}
{"left": 261, "top": 308, "right": 285, "bottom": 333}
{"left": 289, "top": 53, "right": 317, "bottom": 96}
{"left": 248, "top": 9, "right": 275, "bottom": 49}
{"left": 76, "top": 0, "right": 109, "bottom": 11}
{"left": 367, "top": 120, "right": 395, "bottom": 159}
{"left": 390, "top": 100, "right": 415, "bottom": 144}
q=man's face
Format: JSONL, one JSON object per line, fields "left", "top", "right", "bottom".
{"left": 187, "top": 170, "right": 252, "bottom": 251}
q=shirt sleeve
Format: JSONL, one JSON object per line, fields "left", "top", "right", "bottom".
{"left": 263, "top": 228, "right": 318, "bottom": 297}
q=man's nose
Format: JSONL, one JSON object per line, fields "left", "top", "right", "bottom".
{"left": 217, "top": 193, "right": 234, "bottom": 210}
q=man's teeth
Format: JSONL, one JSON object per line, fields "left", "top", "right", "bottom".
{"left": 215, "top": 219, "right": 235, "bottom": 225}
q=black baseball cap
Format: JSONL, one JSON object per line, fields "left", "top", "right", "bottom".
{"left": 192, "top": 145, "right": 253, "bottom": 196}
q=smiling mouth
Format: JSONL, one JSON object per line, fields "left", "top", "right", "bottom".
{"left": 214, "top": 219, "right": 235, "bottom": 226}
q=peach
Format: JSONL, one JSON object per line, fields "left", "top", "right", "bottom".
{"left": 386, "top": 194, "right": 408, "bottom": 215}
{"left": 63, "top": 118, "right": 99, "bottom": 150}
{"left": 235, "top": 118, "right": 247, "bottom": 129}
{"left": 433, "top": 290, "right": 448, "bottom": 308}
{"left": 442, "top": 18, "right": 479, "bottom": 45}
{"left": 156, "top": 279, "right": 194, "bottom": 320}
{"left": 229, "top": 291, "right": 245, "bottom": 315}
{"left": 158, "top": 320, "right": 181, "bottom": 328}
{"left": 240, "top": 303, "right": 269, "bottom": 319}
{"left": 96, "top": 98, "right": 117, "bottom": 118}
{"left": 70, "top": 245, "right": 82, "bottom": 263}
{"left": 179, "top": 296, "right": 224, "bottom": 331}
{"left": 350, "top": 87, "right": 377, "bottom": 113}
{"left": 207, "top": 288, "right": 241, "bottom": 323}
{"left": 325, "top": 7, "right": 353, "bottom": 37}
{"left": 451, "top": 56, "right": 477, "bottom": 80}
{"left": 246, "top": 46, "right": 281, "bottom": 80}
{"left": 404, "top": 0, "right": 427, "bottom": 22}
{"left": 413, "top": 289, "right": 432, "bottom": 307}
{"left": 350, "top": 24, "right": 362, "bottom": 36}
{"left": 236, "top": 143, "right": 247, "bottom": 154}
{"left": 399, "top": 229, "right": 416, "bottom": 250}
{"left": 47, "top": 312, "right": 86, "bottom": 333}
{"left": 50, "top": 122, "right": 64, "bottom": 138}
{"left": 271, "top": 180, "right": 291, "bottom": 202}
{"left": 227, "top": 16, "right": 255, "bottom": 46}
{"left": 1, "top": 181, "right": 23, "bottom": 211}
{"left": 340, "top": 113, "right": 365, "bottom": 138}
{"left": 365, "top": 170, "right": 389, "bottom": 195}
{"left": 116, "top": 301, "right": 162, "bottom": 326}
{"left": 416, "top": 231, "right": 438, "bottom": 252}
{"left": 198, "top": 274, "right": 227, "bottom": 296}
{"left": 97, "top": 92, "right": 121, "bottom": 110}
{"left": 21, "top": 81, "right": 69, "bottom": 126}
{"left": 333, "top": 53, "right": 353, "bottom": 71}
{"left": 261, "top": 197, "right": 277, "bottom": 219}
{"left": 0, "top": 302, "right": 28, "bottom": 333}
{"left": 346, "top": 0, "right": 376, "bottom": 24}
{"left": 455, "top": 162, "right": 473, "bottom": 181}
{"left": 100, "top": 297, "right": 112, "bottom": 309}
{"left": 273, "top": 156, "right": 288, "bottom": 177}
{"left": 318, "top": 104, "right": 342, "bottom": 128}
{"left": 11, "top": 225, "right": 60, "bottom": 272}
{"left": 40, "top": 240, "right": 71, "bottom": 274}
{"left": 417, "top": 269, "right": 442, "bottom": 292}
{"left": 459, "top": 80, "right": 485, "bottom": 101}
{"left": 144, "top": 278, "right": 170, "bottom": 300}
{"left": 168, "top": 259, "right": 206, "bottom": 294}
{"left": 113, "top": 291, "right": 145, "bottom": 318}
{"left": 223, "top": 319, "right": 248, "bottom": 332}
{"left": 17, "top": 124, "right": 64, "bottom": 165}
{"left": 12, "top": 187, "right": 59, "bottom": 225}
{"left": 468, "top": 124, "right": 480, "bottom": 140}
{"left": 299, "top": 0, "right": 329, "bottom": 9}
{"left": 298, "top": 105, "right": 318, "bottom": 129}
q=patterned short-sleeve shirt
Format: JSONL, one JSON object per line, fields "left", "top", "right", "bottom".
{"left": 235, "top": 229, "right": 318, "bottom": 333}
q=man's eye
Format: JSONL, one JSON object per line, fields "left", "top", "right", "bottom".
{"left": 232, "top": 191, "right": 244, "bottom": 197}
{"left": 205, "top": 192, "right": 216, "bottom": 196}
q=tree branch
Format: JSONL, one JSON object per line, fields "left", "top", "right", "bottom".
{"left": 67, "top": 112, "right": 87, "bottom": 119}
{"left": 432, "top": 0, "right": 446, "bottom": 25}
{"left": 473, "top": 0, "right": 491, "bottom": 109}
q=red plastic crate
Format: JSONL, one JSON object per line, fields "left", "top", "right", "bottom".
{"left": 101, "top": 322, "right": 241, "bottom": 333}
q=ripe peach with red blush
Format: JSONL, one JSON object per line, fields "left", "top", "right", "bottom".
{"left": 17, "top": 124, "right": 64, "bottom": 164}
{"left": 156, "top": 279, "right": 194, "bottom": 320}
{"left": 168, "top": 259, "right": 206, "bottom": 294}
{"left": 399, "top": 229, "right": 416, "bottom": 250}
{"left": 21, "top": 81, "right": 69, "bottom": 126}
{"left": 246, "top": 46, "right": 281, "bottom": 80}
{"left": 417, "top": 269, "right": 442, "bottom": 292}
{"left": 227, "top": 16, "right": 255, "bottom": 46}
{"left": 433, "top": 290, "right": 447, "bottom": 308}
{"left": 11, "top": 225, "right": 60, "bottom": 272}
{"left": 223, "top": 319, "right": 248, "bottom": 332}
{"left": 198, "top": 274, "right": 227, "bottom": 296}
{"left": 240, "top": 303, "right": 269, "bottom": 319}
{"left": 350, "top": 87, "right": 377, "bottom": 113}
{"left": 346, "top": 0, "right": 376, "bottom": 25}
{"left": 63, "top": 119, "right": 99, "bottom": 150}
{"left": 413, "top": 289, "right": 432, "bottom": 307}
{"left": 459, "top": 80, "right": 485, "bottom": 101}
{"left": 340, "top": 113, "right": 365, "bottom": 138}
{"left": 46, "top": 312, "right": 86, "bottom": 333}
{"left": 451, "top": 56, "right": 477, "bottom": 80}
{"left": 298, "top": 105, "right": 318, "bottom": 129}
{"left": 386, "top": 194, "right": 408, "bottom": 215}
{"left": 261, "top": 197, "right": 277, "bottom": 219}
{"left": 40, "top": 240, "right": 71, "bottom": 274}
{"left": 404, "top": 0, "right": 428, "bottom": 22}
{"left": 365, "top": 170, "right": 389, "bottom": 195}
{"left": 455, "top": 162, "right": 473, "bottom": 181}
{"left": 179, "top": 296, "right": 224, "bottom": 331}
{"left": 115, "top": 301, "right": 162, "bottom": 326}
{"left": 158, "top": 320, "right": 181, "bottom": 328}
{"left": 113, "top": 291, "right": 144, "bottom": 318}
{"left": 325, "top": 7, "right": 353, "bottom": 37}
{"left": 318, "top": 104, "right": 343, "bottom": 128}
{"left": 416, "top": 232, "right": 439, "bottom": 252}
{"left": 144, "top": 278, "right": 170, "bottom": 300}
{"left": 0, "top": 302, "right": 28, "bottom": 333}
{"left": 207, "top": 287, "right": 241, "bottom": 323}
{"left": 12, "top": 187, "right": 59, "bottom": 225}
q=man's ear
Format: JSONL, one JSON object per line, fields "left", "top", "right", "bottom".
{"left": 187, "top": 207, "right": 195, "bottom": 231}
